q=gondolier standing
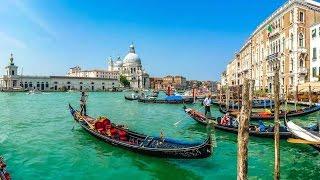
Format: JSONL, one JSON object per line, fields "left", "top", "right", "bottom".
{"left": 80, "top": 91, "right": 88, "bottom": 116}
{"left": 203, "top": 94, "right": 212, "bottom": 117}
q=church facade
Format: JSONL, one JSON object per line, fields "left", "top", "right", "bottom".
{"left": 107, "top": 44, "right": 150, "bottom": 89}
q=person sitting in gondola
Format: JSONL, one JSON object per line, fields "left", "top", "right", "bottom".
{"left": 220, "top": 113, "right": 230, "bottom": 126}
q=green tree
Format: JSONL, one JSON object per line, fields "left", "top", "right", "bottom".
{"left": 120, "top": 75, "right": 130, "bottom": 87}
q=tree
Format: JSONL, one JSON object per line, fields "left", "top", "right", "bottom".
{"left": 120, "top": 75, "right": 130, "bottom": 87}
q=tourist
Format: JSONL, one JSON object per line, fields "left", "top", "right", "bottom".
{"left": 203, "top": 94, "right": 212, "bottom": 117}
{"left": 80, "top": 92, "right": 88, "bottom": 116}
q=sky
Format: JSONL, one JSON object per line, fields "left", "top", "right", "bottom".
{"left": 0, "top": 0, "right": 291, "bottom": 81}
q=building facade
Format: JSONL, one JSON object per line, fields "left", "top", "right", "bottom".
{"left": 0, "top": 54, "right": 119, "bottom": 91}
{"left": 149, "top": 75, "right": 187, "bottom": 90}
{"left": 310, "top": 23, "right": 320, "bottom": 82}
{"left": 67, "top": 44, "right": 150, "bottom": 89}
{"left": 221, "top": 0, "right": 320, "bottom": 94}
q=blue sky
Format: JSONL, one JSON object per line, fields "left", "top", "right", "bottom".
{"left": 0, "top": 0, "right": 290, "bottom": 81}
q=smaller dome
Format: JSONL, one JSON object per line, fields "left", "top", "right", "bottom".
{"left": 114, "top": 59, "right": 123, "bottom": 67}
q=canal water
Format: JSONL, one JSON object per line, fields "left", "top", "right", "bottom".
{"left": 0, "top": 92, "right": 319, "bottom": 179}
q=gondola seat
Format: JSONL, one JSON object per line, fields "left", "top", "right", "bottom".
{"left": 118, "top": 130, "right": 127, "bottom": 141}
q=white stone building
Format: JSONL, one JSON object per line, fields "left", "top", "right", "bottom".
{"left": 0, "top": 54, "right": 119, "bottom": 91}
{"left": 107, "top": 44, "right": 150, "bottom": 89}
{"left": 68, "top": 44, "right": 150, "bottom": 89}
{"left": 310, "top": 23, "right": 320, "bottom": 82}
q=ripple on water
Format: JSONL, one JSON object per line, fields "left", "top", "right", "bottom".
{"left": 0, "top": 92, "right": 319, "bottom": 179}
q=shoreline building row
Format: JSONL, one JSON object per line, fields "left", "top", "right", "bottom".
{"left": 221, "top": 0, "right": 320, "bottom": 94}
{"left": 0, "top": 44, "right": 149, "bottom": 91}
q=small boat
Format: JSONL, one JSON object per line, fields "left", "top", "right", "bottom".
{"left": 0, "top": 157, "right": 10, "bottom": 180}
{"left": 138, "top": 95, "right": 193, "bottom": 104}
{"left": 184, "top": 107, "right": 292, "bottom": 139}
{"left": 69, "top": 104, "right": 212, "bottom": 159}
{"left": 219, "top": 105, "right": 320, "bottom": 121}
{"left": 27, "top": 89, "right": 42, "bottom": 95}
{"left": 285, "top": 120, "right": 320, "bottom": 151}
{"left": 124, "top": 95, "right": 139, "bottom": 101}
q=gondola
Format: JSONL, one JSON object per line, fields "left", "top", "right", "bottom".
{"left": 69, "top": 104, "right": 212, "bottom": 159}
{"left": 285, "top": 119, "right": 320, "bottom": 152}
{"left": 138, "top": 97, "right": 194, "bottom": 104}
{"left": 184, "top": 107, "right": 292, "bottom": 139}
{"left": 219, "top": 105, "right": 320, "bottom": 121}
{"left": 212, "top": 99, "right": 276, "bottom": 109}
{"left": 124, "top": 95, "right": 138, "bottom": 101}
{"left": 0, "top": 157, "right": 10, "bottom": 180}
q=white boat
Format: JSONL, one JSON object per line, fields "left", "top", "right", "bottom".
{"left": 28, "top": 89, "right": 42, "bottom": 94}
{"left": 286, "top": 121, "right": 320, "bottom": 143}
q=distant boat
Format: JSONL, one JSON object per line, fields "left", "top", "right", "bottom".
{"left": 27, "top": 89, "right": 42, "bottom": 95}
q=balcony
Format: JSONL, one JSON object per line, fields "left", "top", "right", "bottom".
{"left": 268, "top": 28, "right": 280, "bottom": 38}
{"left": 267, "top": 53, "right": 280, "bottom": 61}
{"left": 297, "top": 47, "right": 307, "bottom": 54}
{"left": 298, "top": 67, "right": 308, "bottom": 75}
{"left": 267, "top": 71, "right": 274, "bottom": 77}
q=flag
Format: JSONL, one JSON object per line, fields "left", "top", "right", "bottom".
{"left": 267, "top": 24, "right": 273, "bottom": 33}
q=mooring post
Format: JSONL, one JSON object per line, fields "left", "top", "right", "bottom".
{"left": 237, "top": 79, "right": 251, "bottom": 180}
{"left": 309, "top": 84, "right": 312, "bottom": 107}
{"left": 273, "top": 64, "right": 280, "bottom": 180}
{"left": 295, "top": 85, "right": 298, "bottom": 111}
{"left": 226, "top": 85, "right": 230, "bottom": 111}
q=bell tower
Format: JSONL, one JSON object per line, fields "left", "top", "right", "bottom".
{"left": 4, "top": 53, "right": 19, "bottom": 89}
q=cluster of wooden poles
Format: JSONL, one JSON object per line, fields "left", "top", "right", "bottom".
{"left": 235, "top": 66, "right": 282, "bottom": 180}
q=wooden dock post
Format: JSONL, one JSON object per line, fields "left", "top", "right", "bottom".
{"left": 295, "top": 85, "right": 298, "bottom": 111}
{"left": 226, "top": 85, "right": 230, "bottom": 111}
{"left": 237, "top": 79, "right": 252, "bottom": 180}
{"left": 273, "top": 64, "right": 280, "bottom": 180}
{"left": 309, "top": 84, "right": 312, "bottom": 107}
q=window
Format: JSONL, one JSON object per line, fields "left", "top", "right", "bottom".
{"left": 299, "top": 60, "right": 303, "bottom": 67}
{"left": 313, "top": 67, "right": 317, "bottom": 77}
{"left": 291, "top": 77, "right": 294, "bottom": 84}
{"left": 312, "top": 29, "right": 317, "bottom": 38}
{"left": 299, "top": 12, "right": 304, "bottom": 22}
{"left": 11, "top": 70, "right": 14, "bottom": 75}
{"left": 282, "top": 38, "right": 285, "bottom": 52}
{"left": 290, "top": 10, "right": 293, "bottom": 23}
{"left": 291, "top": 58, "right": 294, "bottom": 71}
{"left": 298, "top": 33, "right": 304, "bottom": 47}
{"left": 313, "top": 48, "right": 317, "bottom": 60}
{"left": 45, "top": 82, "right": 49, "bottom": 88}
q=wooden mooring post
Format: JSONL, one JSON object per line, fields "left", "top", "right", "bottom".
{"left": 237, "top": 79, "right": 252, "bottom": 180}
{"left": 226, "top": 86, "right": 230, "bottom": 111}
{"left": 273, "top": 64, "right": 280, "bottom": 180}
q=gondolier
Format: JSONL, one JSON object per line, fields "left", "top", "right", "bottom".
{"left": 203, "top": 94, "right": 212, "bottom": 117}
{"left": 80, "top": 92, "right": 88, "bottom": 116}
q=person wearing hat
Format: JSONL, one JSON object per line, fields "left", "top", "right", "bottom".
{"left": 80, "top": 92, "right": 88, "bottom": 116}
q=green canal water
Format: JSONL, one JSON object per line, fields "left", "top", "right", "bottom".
{"left": 0, "top": 92, "right": 319, "bottom": 179}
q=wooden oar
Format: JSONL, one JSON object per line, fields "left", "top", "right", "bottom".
{"left": 287, "top": 138, "right": 320, "bottom": 144}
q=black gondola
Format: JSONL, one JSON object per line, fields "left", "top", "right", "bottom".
{"left": 184, "top": 107, "right": 292, "bottom": 139}
{"left": 0, "top": 157, "right": 10, "bottom": 180}
{"left": 219, "top": 105, "right": 320, "bottom": 121}
{"left": 138, "top": 97, "right": 193, "bottom": 104}
{"left": 69, "top": 104, "right": 212, "bottom": 159}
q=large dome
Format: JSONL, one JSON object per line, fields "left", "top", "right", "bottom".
{"left": 123, "top": 44, "right": 141, "bottom": 65}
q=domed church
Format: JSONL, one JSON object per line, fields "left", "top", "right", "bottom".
{"left": 107, "top": 44, "right": 150, "bottom": 89}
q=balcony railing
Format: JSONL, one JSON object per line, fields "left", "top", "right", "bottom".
{"left": 297, "top": 47, "right": 307, "bottom": 54}
{"left": 267, "top": 71, "right": 274, "bottom": 77}
{"left": 267, "top": 52, "right": 280, "bottom": 61}
{"left": 298, "top": 67, "right": 308, "bottom": 75}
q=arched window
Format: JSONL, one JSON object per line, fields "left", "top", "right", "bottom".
{"left": 299, "top": 59, "right": 304, "bottom": 67}
{"left": 299, "top": 33, "right": 304, "bottom": 47}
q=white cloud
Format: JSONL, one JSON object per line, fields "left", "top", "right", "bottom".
{"left": 11, "top": 0, "right": 58, "bottom": 39}
{"left": 0, "top": 31, "right": 26, "bottom": 49}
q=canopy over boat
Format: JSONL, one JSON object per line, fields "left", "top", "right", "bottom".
{"left": 69, "top": 104, "right": 212, "bottom": 159}
{"left": 184, "top": 107, "right": 292, "bottom": 139}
